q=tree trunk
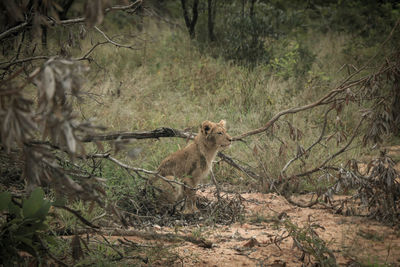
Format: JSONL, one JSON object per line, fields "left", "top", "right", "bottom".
{"left": 207, "top": 0, "right": 216, "bottom": 42}
{"left": 391, "top": 75, "right": 400, "bottom": 133}
{"left": 181, "top": 0, "right": 199, "bottom": 39}
{"left": 241, "top": 0, "right": 246, "bottom": 18}
{"left": 250, "top": 0, "right": 256, "bottom": 19}
{"left": 41, "top": 25, "right": 47, "bottom": 48}
{"left": 59, "top": 0, "right": 75, "bottom": 20}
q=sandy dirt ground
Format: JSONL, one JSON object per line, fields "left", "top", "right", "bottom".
{"left": 105, "top": 146, "right": 400, "bottom": 266}
{"left": 117, "top": 189, "right": 400, "bottom": 267}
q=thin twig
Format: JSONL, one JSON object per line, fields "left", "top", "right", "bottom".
{"left": 53, "top": 205, "right": 100, "bottom": 229}
{"left": 94, "top": 26, "right": 137, "bottom": 49}
{"left": 74, "top": 41, "right": 108, "bottom": 61}
{"left": 90, "top": 153, "right": 195, "bottom": 190}
{"left": 217, "top": 152, "right": 262, "bottom": 181}
{"left": 0, "top": 56, "right": 50, "bottom": 70}
{"left": 292, "top": 116, "right": 366, "bottom": 179}
{"left": 281, "top": 117, "right": 366, "bottom": 208}
{"left": 209, "top": 169, "right": 221, "bottom": 197}
{"left": 101, "top": 235, "right": 124, "bottom": 260}
{"left": 0, "top": 22, "right": 28, "bottom": 41}
{"left": 281, "top": 106, "right": 334, "bottom": 177}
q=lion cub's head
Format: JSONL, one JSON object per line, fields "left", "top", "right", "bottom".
{"left": 198, "top": 120, "right": 232, "bottom": 150}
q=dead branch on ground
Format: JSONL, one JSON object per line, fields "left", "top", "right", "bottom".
{"left": 81, "top": 127, "right": 195, "bottom": 142}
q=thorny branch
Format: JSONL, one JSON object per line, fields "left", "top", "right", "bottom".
{"left": 217, "top": 152, "right": 262, "bottom": 181}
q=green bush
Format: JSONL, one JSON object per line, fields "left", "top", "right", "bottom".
{"left": 215, "top": 3, "right": 279, "bottom": 67}
{"left": 270, "top": 40, "right": 314, "bottom": 80}
{"left": 0, "top": 188, "right": 52, "bottom": 265}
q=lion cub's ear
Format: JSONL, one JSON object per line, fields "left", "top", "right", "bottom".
{"left": 219, "top": 120, "right": 226, "bottom": 128}
{"left": 201, "top": 120, "right": 213, "bottom": 135}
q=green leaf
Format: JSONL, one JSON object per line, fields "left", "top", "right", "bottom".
{"left": 35, "top": 201, "right": 51, "bottom": 220}
{"left": 16, "top": 236, "right": 34, "bottom": 248}
{"left": 20, "top": 220, "right": 46, "bottom": 234}
{"left": 36, "top": 221, "right": 49, "bottom": 231}
{"left": 23, "top": 188, "right": 45, "bottom": 218}
{"left": 0, "top": 191, "right": 11, "bottom": 211}
{"left": 8, "top": 202, "right": 22, "bottom": 218}
{"left": 52, "top": 196, "right": 67, "bottom": 207}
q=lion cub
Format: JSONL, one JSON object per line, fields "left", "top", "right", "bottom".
{"left": 153, "top": 120, "right": 232, "bottom": 214}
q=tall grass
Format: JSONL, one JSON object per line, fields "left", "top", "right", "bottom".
{"left": 72, "top": 18, "right": 377, "bottom": 192}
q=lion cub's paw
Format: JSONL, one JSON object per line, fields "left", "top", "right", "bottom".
{"left": 182, "top": 206, "right": 200, "bottom": 214}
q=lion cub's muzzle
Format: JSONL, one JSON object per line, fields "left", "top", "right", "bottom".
{"left": 220, "top": 136, "right": 232, "bottom": 149}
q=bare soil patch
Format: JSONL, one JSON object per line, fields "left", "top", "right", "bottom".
{"left": 105, "top": 188, "right": 400, "bottom": 266}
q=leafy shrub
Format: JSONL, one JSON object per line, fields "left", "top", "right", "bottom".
{"left": 310, "top": 1, "right": 400, "bottom": 44}
{"left": 215, "top": 3, "right": 279, "bottom": 67}
{"left": 284, "top": 219, "right": 337, "bottom": 266}
{"left": 0, "top": 188, "right": 52, "bottom": 265}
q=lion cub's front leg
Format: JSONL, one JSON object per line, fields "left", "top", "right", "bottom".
{"left": 182, "top": 177, "right": 199, "bottom": 214}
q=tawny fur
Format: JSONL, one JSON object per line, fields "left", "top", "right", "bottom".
{"left": 152, "top": 120, "right": 232, "bottom": 214}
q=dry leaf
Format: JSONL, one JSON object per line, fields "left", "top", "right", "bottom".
{"left": 63, "top": 121, "right": 76, "bottom": 154}
{"left": 43, "top": 66, "right": 56, "bottom": 101}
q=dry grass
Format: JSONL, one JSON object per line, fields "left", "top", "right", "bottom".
{"left": 69, "top": 21, "right": 371, "bottom": 189}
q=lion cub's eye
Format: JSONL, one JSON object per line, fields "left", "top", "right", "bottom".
{"left": 217, "top": 132, "right": 223, "bottom": 135}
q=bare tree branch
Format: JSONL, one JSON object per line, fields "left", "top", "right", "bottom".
{"left": 217, "top": 152, "right": 262, "bottom": 181}
{"left": 1, "top": 32, "right": 144, "bottom": 70}
{"left": 94, "top": 26, "right": 138, "bottom": 49}
{"left": 72, "top": 228, "right": 213, "bottom": 248}
{"left": 53, "top": 205, "right": 100, "bottom": 229}
{"left": 0, "top": 56, "right": 51, "bottom": 70}
{"left": 0, "top": 22, "right": 28, "bottom": 41}
{"left": 0, "top": 0, "right": 143, "bottom": 41}
{"left": 81, "top": 127, "right": 195, "bottom": 142}
{"left": 291, "top": 116, "right": 366, "bottom": 180}
{"left": 104, "top": 0, "right": 142, "bottom": 13}
{"left": 275, "top": 115, "right": 367, "bottom": 209}
{"left": 74, "top": 41, "right": 109, "bottom": 61}
{"left": 281, "top": 106, "right": 334, "bottom": 177}
{"left": 232, "top": 78, "right": 367, "bottom": 141}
